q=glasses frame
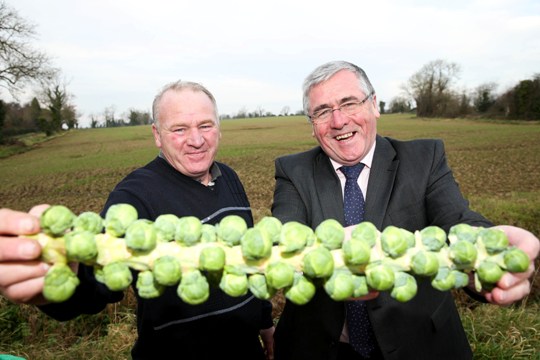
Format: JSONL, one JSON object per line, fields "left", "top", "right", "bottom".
{"left": 308, "top": 91, "right": 374, "bottom": 125}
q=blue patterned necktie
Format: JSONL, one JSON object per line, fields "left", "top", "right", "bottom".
{"left": 341, "top": 164, "right": 376, "bottom": 357}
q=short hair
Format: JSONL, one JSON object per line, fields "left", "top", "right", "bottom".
{"left": 302, "top": 61, "right": 376, "bottom": 115}
{"left": 152, "top": 80, "right": 219, "bottom": 129}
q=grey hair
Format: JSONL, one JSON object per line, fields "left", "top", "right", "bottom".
{"left": 152, "top": 80, "right": 220, "bottom": 129}
{"left": 302, "top": 61, "right": 376, "bottom": 115}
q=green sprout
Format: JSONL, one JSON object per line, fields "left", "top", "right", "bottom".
{"left": 315, "top": 218, "right": 345, "bottom": 250}
{"left": 104, "top": 204, "right": 138, "bottom": 237}
{"left": 216, "top": 215, "right": 248, "bottom": 246}
{"left": 279, "top": 221, "right": 314, "bottom": 253}
{"left": 153, "top": 214, "right": 179, "bottom": 242}
{"left": 64, "top": 230, "right": 98, "bottom": 263}
{"left": 284, "top": 273, "right": 316, "bottom": 305}
{"left": 175, "top": 216, "right": 202, "bottom": 246}
{"left": 73, "top": 211, "right": 104, "bottom": 234}
{"left": 241, "top": 227, "right": 273, "bottom": 260}
{"left": 153, "top": 256, "right": 182, "bottom": 286}
{"left": 41, "top": 205, "right": 76, "bottom": 236}
{"left": 43, "top": 263, "right": 80, "bottom": 303}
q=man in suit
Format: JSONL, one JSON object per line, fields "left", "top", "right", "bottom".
{"left": 271, "top": 60, "right": 539, "bottom": 360}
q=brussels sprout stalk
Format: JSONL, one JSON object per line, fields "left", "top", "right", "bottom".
{"left": 31, "top": 204, "right": 530, "bottom": 306}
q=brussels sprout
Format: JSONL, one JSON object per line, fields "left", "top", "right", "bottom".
{"left": 241, "top": 227, "right": 273, "bottom": 260}
{"left": 43, "top": 263, "right": 80, "bottom": 302}
{"left": 452, "top": 270, "right": 470, "bottom": 289}
{"left": 265, "top": 262, "right": 295, "bottom": 289}
{"left": 449, "top": 240, "right": 478, "bottom": 268}
{"left": 201, "top": 223, "right": 217, "bottom": 243}
{"left": 153, "top": 214, "right": 179, "bottom": 242}
{"left": 248, "top": 274, "right": 276, "bottom": 300}
{"left": 284, "top": 273, "right": 316, "bottom": 305}
{"left": 431, "top": 267, "right": 455, "bottom": 291}
{"left": 380, "top": 226, "right": 409, "bottom": 258}
{"left": 315, "top": 219, "right": 345, "bottom": 250}
{"left": 40, "top": 205, "right": 76, "bottom": 236}
{"left": 255, "top": 216, "right": 282, "bottom": 244}
{"left": 449, "top": 223, "right": 478, "bottom": 243}
{"left": 101, "top": 262, "right": 133, "bottom": 291}
{"left": 125, "top": 219, "right": 157, "bottom": 252}
{"left": 351, "top": 275, "right": 369, "bottom": 298}
{"left": 174, "top": 216, "right": 202, "bottom": 246}
{"left": 420, "top": 226, "right": 447, "bottom": 251}
{"left": 220, "top": 269, "right": 249, "bottom": 297}
{"left": 410, "top": 250, "right": 439, "bottom": 276}
{"left": 351, "top": 222, "right": 379, "bottom": 248}
{"left": 153, "top": 255, "right": 182, "bottom": 286}
{"left": 64, "top": 230, "right": 98, "bottom": 263}
{"left": 401, "top": 228, "right": 416, "bottom": 249}
{"left": 324, "top": 268, "right": 355, "bottom": 301}
{"left": 342, "top": 238, "right": 371, "bottom": 265}
{"left": 216, "top": 215, "right": 248, "bottom": 246}
{"left": 104, "top": 203, "right": 138, "bottom": 237}
{"left": 365, "top": 264, "right": 395, "bottom": 291}
{"left": 477, "top": 261, "right": 504, "bottom": 284}
{"left": 391, "top": 272, "right": 418, "bottom": 302}
{"left": 503, "top": 247, "right": 529, "bottom": 273}
{"left": 279, "top": 221, "right": 313, "bottom": 253}
{"left": 178, "top": 270, "right": 210, "bottom": 305}
{"left": 302, "top": 246, "right": 334, "bottom": 279}
{"left": 73, "top": 211, "right": 104, "bottom": 234}
{"left": 136, "top": 270, "right": 165, "bottom": 298}
{"left": 479, "top": 228, "right": 509, "bottom": 255}
{"left": 199, "top": 245, "right": 226, "bottom": 272}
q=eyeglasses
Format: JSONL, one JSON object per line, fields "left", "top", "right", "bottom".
{"left": 308, "top": 91, "right": 374, "bottom": 124}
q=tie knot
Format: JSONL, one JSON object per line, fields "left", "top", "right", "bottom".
{"left": 341, "top": 163, "right": 364, "bottom": 180}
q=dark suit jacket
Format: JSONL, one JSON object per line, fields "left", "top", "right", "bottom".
{"left": 271, "top": 135, "right": 492, "bottom": 360}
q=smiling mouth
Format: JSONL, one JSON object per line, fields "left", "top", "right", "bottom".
{"left": 335, "top": 132, "right": 354, "bottom": 141}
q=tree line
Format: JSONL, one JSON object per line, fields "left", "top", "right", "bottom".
{"left": 1, "top": 2, "right": 538, "bottom": 145}
{"left": 384, "top": 59, "right": 540, "bottom": 120}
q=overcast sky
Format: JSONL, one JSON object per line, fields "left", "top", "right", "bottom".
{"left": 5, "top": 0, "right": 540, "bottom": 127}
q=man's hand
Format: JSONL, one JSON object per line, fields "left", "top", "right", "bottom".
{"left": 0, "top": 205, "right": 51, "bottom": 304}
{"left": 484, "top": 225, "right": 539, "bottom": 306}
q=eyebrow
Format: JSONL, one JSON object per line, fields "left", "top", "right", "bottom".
{"left": 311, "top": 96, "right": 360, "bottom": 113}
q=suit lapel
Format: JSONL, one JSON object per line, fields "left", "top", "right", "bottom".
{"left": 313, "top": 149, "right": 344, "bottom": 223}
{"left": 365, "top": 136, "right": 398, "bottom": 229}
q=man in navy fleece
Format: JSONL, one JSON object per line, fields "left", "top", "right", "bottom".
{"left": 0, "top": 81, "right": 275, "bottom": 360}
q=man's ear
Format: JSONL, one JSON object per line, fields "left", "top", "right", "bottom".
{"left": 152, "top": 124, "right": 162, "bottom": 148}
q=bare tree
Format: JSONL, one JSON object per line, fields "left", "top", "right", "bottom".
{"left": 0, "top": 1, "right": 57, "bottom": 96}
{"left": 404, "top": 59, "right": 461, "bottom": 117}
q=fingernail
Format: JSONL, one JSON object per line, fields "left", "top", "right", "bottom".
{"left": 19, "top": 242, "right": 39, "bottom": 258}
{"left": 21, "top": 218, "right": 38, "bottom": 234}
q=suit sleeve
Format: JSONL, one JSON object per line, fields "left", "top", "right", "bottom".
{"left": 424, "top": 140, "right": 493, "bottom": 230}
{"left": 271, "top": 157, "right": 309, "bottom": 225}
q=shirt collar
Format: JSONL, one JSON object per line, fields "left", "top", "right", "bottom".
{"left": 330, "top": 139, "right": 376, "bottom": 172}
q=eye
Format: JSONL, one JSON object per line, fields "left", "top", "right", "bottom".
{"left": 314, "top": 108, "right": 332, "bottom": 119}
{"left": 341, "top": 102, "right": 359, "bottom": 111}
{"left": 200, "top": 123, "right": 215, "bottom": 131}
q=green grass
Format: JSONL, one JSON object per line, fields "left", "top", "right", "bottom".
{"left": 1, "top": 114, "right": 539, "bottom": 359}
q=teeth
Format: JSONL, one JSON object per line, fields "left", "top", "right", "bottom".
{"left": 336, "top": 132, "right": 353, "bottom": 140}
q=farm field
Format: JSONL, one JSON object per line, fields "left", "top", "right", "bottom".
{"left": 1, "top": 114, "right": 539, "bottom": 359}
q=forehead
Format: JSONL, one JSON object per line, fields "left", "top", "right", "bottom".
{"left": 308, "top": 70, "right": 362, "bottom": 106}
{"left": 159, "top": 89, "right": 216, "bottom": 123}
